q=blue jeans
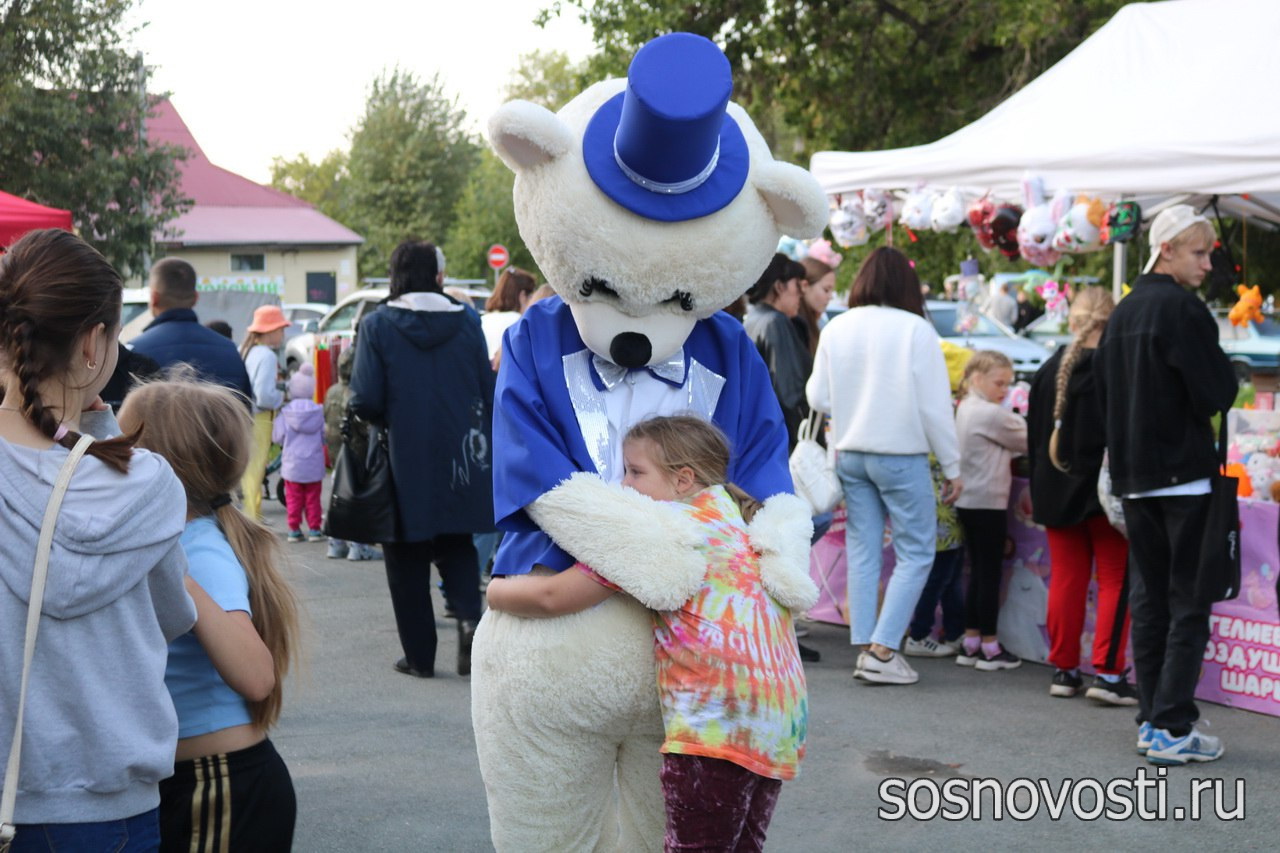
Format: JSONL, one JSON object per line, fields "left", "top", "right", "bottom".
{"left": 837, "top": 451, "right": 936, "bottom": 649}
{"left": 908, "top": 547, "right": 966, "bottom": 642}
{"left": 12, "top": 808, "right": 159, "bottom": 852}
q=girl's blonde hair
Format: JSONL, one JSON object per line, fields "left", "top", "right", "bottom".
{"left": 119, "top": 375, "right": 300, "bottom": 729}
{"left": 1049, "top": 286, "right": 1115, "bottom": 472}
{"left": 239, "top": 330, "right": 270, "bottom": 360}
{"left": 624, "top": 415, "right": 761, "bottom": 522}
{"left": 959, "top": 350, "right": 1013, "bottom": 397}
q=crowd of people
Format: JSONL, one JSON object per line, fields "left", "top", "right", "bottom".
{"left": 0, "top": 202, "right": 1241, "bottom": 849}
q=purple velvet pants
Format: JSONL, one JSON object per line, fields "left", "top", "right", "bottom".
{"left": 660, "top": 753, "right": 782, "bottom": 852}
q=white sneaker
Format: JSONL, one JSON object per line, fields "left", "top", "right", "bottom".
{"left": 903, "top": 636, "right": 959, "bottom": 658}
{"left": 858, "top": 650, "right": 919, "bottom": 685}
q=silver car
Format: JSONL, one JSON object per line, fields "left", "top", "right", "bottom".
{"left": 923, "top": 300, "right": 1048, "bottom": 382}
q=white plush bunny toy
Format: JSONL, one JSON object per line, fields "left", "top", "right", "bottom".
{"left": 472, "top": 32, "right": 825, "bottom": 853}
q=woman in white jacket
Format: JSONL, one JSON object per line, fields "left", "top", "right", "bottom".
{"left": 806, "top": 247, "right": 962, "bottom": 686}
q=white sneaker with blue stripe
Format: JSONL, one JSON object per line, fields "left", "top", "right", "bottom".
{"left": 1145, "top": 726, "right": 1224, "bottom": 765}
{"left": 1136, "top": 722, "right": 1153, "bottom": 755}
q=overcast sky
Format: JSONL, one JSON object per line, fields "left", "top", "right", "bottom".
{"left": 126, "top": 0, "right": 597, "bottom": 183}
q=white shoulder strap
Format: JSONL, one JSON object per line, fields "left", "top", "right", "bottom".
{"left": 1, "top": 434, "right": 95, "bottom": 847}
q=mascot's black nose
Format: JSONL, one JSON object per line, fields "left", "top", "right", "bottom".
{"left": 610, "top": 333, "right": 652, "bottom": 368}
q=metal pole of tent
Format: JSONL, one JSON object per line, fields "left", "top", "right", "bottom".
{"left": 1112, "top": 241, "right": 1126, "bottom": 301}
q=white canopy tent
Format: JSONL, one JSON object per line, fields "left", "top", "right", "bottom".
{"left": 810, "top": 0, "right": 1280, "bottom": 223}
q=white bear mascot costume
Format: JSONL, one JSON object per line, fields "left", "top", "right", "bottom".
{"left": 471, "top": 33, "right": 828, "bottom": 852}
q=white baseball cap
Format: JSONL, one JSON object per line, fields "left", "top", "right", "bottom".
{"left": 1143, "top": 204, "right": 1211, "bottom": 273}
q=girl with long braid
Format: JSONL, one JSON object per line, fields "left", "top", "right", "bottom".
{"left": 118, "top": 377, "right": 301, "bottom": 852}
{"left": 1026, "top": 287, "right": 1135, "bottom": 704}
{"left": 0, "top": 229, "right": 195, "bottom": 850}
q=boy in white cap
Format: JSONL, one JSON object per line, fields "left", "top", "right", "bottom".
{"left": 1094, "top": 204, "right": 1237, "bottom": 764}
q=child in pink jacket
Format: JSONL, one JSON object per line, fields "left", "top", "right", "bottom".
{"left": 273, "top": 364, "right": 326, "bottom": 542}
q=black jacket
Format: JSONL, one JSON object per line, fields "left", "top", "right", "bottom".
{"left": 1094, "top": 274, "right": 1236, "bottom": 495}
{"left": 1026, "top": 346, "right": 1105, "bottom": 527}
{"left": 744, "top": 302, "right": 811, "bottom": 450}
{"left": 349, "top": 296, "right": 495, "bottom": 541}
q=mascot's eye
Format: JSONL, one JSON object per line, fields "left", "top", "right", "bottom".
{"left": 579, "top": 277, "right": 618, "bottom": 299}
{"left": 662, "top": 290, "right": 695, "bottom": 312}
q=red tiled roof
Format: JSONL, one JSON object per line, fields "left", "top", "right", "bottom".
{"left": 149, "top": 98, "right": 361, "bottom": 245}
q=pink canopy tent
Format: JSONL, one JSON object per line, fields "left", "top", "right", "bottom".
{"left": 0, "top": 190, "right": 73, "bottom": 248}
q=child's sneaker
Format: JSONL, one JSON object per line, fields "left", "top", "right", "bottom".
{"left": 326, "top": 539, "right": 350, "bottom": 559}
{"left": 1136, "top": 722, "right": 1154, "bottom": 755}
{"left": 975, "top": 645, "right": 1021, "bottom": 671}
{"left": 858, "top": 650, "right": 919, "bottom": 685}
{"left": 903, "top": 636, "right": 957, "bottom": 658}
{"left": 286, "top": 530, "right": 304, "bottom": 544}
{"left": 1085, "top": 674, "right": 1139, "bottom": 706}
{"left": 307, "top": 531, "right": 325, "bottom": 543}
{"left": 348, "top": 543, "right": 382, "bottom": 562}
{"left": 1145, "top": 726, "right": 1224, "bottom": 765}
{"left": 955, "top": 650, "right": 979, "bottom": 667}
{"left": 1050, "top": 669, "right": 1083, "bottom": 697}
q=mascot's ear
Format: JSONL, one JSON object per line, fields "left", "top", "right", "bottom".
{"left": 754, "top": 160, "right": 830, "bottom": 239}
{"left": 488, "top": 100, "right": 575, "bottom": 172}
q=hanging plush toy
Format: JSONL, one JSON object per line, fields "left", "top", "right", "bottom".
{"left": 899, "top": 187, "right": 936, "bottom": 231}
{"left": 1017, "top": 175, "right": 1064, "bottom": 267}
{"left": 1052, "top": 196, "right": 1106, "bottom": 253}
{"left": 1036, "top": 279, "right": 1069, "bottom": 323}
{"left": 967, "top": 196, "right": 997, "bottom": 250}
{"left": 777, "top": 235, "right": 809, "bottom": 261}
{"left": 990, "top": 204, "right": 1024, "bottom": 259}
{"left": 931, "top": 187, "right": 968, "bottom": 233}
{"left": 1100, "top": 200, "right": 1142, "bottom": 244}
{"left": 829, "top": 197, "right": 868, "bottom": 247}
{"left": 862, "top": 189, "right": 894, "bottom": 234}
{"left": 1230, "top": 284, "right": 1265, "bottom": 327}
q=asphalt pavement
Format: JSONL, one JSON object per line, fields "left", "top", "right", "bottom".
{"left": 263, "top": 496, "right": 1280, "bottom": 852}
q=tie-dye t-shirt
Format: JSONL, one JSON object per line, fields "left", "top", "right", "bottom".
{"left": 581, "top": 485, "right": 808, "bottom": 780}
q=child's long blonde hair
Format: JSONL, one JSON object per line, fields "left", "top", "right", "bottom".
{"left": 1049, "top": 287, "right": 1115, "bottom": 472}
{"left": 120, "top": 376, "right": 300, "bottom": 729}
{"left": 959, "top": 350, "right": 1013, "bottom": 398}
{"left": 625, "top": 416, "right": 761, "bottom": 522}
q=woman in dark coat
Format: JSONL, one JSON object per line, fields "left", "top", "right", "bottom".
{"left": 349, "top": 240, "right": 494, "bottom": 678}
{"left": 743, "top": 253, "right": 811, "bottom": 451}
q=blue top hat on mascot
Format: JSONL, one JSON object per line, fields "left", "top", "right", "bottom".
{"left": 583, "top": 32, "right": 750, "bottom": 222}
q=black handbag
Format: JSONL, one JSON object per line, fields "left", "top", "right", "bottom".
{"left": 1196, "top": 412, "right": 1241, "bottom": 603}
{"left": 324, "top": 409, "right": 398, "bottom": 544}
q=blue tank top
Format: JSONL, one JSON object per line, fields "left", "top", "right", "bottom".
{"left": 165, "top": 517, "right": 254, "bottom": 738}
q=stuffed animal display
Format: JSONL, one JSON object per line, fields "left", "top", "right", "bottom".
{"left": 1230, "top": 284, "right": 1264, "bottom": 327}
{"left": 829, "top": 197, "right": 869, "bottom": 247}
{"left": 474, "top": 32, "right": 826, "bottom": 852}
{"left": 930, "top": 187, "right": 967, "bottom": 233}
{"left": 1052, "top": 196, "right": 1106, "bottom": 253}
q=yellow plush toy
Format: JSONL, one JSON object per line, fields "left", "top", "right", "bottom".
{"left": 1229, "top": 284, "right": 1264, "bottom": 327}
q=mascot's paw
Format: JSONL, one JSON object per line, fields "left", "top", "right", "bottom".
{"left": 749, "top": 494, "right": 819, "bottom": 612}
{"left": 528, "top": 473, "right": 706, "bottom": 610}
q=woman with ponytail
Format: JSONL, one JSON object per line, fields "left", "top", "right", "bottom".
{"left": 119, "top": 377, "right": 301, "bottom": 853}
{"left": 1026, "top": 287, "right": 1134, "bottom": 705}
{"left": 1, "top": 229, "right": 196, "bottom": 850}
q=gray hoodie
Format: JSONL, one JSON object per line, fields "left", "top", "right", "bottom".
{"left": 0, "top": 438, "right": 195, "bottom": 823}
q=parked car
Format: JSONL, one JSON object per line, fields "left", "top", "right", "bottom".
{"left": 284, "top": 281, "right": 491, "bottom": 373}
{"left": 281, "top": 302, "right": 331, "bottom": 342}
{"left": 1213, "top": 310, "right": 1280, "bottom": 380}
{"left": 121, "top": 287, "right": 151, "bottom": 329}
{"left": 1022, "top": 312, "right": 1074, "bottom": 352}
{"left": 923, "top": 300, "right": 1048, "bottom": 382}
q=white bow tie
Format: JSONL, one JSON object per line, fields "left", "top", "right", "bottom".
{"left": 591, "top": 349, "right": 687, "bottom": 391}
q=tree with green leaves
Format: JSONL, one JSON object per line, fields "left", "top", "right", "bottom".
{"left": 445, "top": 50, "right": 599, "bottom": 281}
{"left": 0, "top": 0, "right": 189, "bottom": 277}
{"left": 269, "top": 150, "right": 350, "bottom": 225}
{"left": 344, "top": 69, "right": 479, "bottom": 279}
